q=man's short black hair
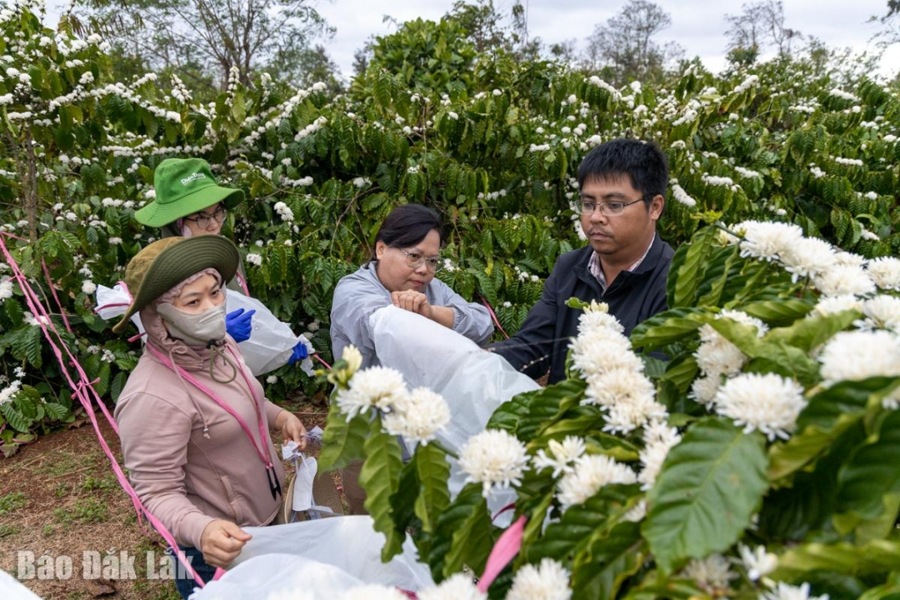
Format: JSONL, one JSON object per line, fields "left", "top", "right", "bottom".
{"left": 576, "top": 139, "right": 668, "bottom": 202}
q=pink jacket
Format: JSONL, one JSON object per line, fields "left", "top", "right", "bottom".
{"left": 114, "top": 304, "right": 286, "bottom": 550}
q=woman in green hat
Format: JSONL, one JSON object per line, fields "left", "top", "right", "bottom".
{"left": 134, "top": 157, "right": 309, "bottom": 369}
{"left": 112, "top": 235, "right": 308, "bottom": 599}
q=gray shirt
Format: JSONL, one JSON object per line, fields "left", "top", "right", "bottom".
{"left": 330, "top": 263, "right": 494, "bottom": 368}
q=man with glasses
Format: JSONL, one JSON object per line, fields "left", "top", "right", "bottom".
{"left": 493, "top": 138, "right": 674, "bottom": 384}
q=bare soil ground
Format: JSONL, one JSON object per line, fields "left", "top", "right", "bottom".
{"left": 1, "top": 399, "right": 327, "bottom": 600}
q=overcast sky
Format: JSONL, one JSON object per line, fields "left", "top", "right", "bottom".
{"left": 313, "top": 0, "right": 900, "bottom": 79}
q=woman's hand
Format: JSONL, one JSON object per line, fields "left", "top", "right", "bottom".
{"left": 391, "top": 290, "right": 455, "bottom": 329}
{"left": 199, "top": 519, "right": 252, "bottom": 568}
{"left": 275, "top": 410, "right": 307, "bottom": 450}
{"left": 391, "top": 289, "right": 433, "bottom": 318}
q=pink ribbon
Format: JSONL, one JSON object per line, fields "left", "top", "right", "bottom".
{"left": 477, "top": 514, "right": 526, "bottom": 592}
{"left": 0, "top": 233, "right": 207, "bottom": 588}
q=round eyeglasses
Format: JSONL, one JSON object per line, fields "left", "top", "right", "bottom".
{"left": 184, "top": 206, "right": 227, "bottom": 229}
{"left": 398, "top": 248, "right": 441, "bottom": 271}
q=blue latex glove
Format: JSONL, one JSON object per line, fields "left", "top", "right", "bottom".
{"left": 287, "top": 340, "right": 309, "bottom": 365}
{"left": 225, "top": 308, "right": 255, "bottom": 343}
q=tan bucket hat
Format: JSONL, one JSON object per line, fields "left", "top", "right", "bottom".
{"left": 112, "top": 236, "right": 239, "bottom": 333}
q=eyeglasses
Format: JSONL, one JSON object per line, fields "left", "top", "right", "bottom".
{"left": 184, "top": 206, "right": 227, "bottom": 229}
{"left": 579, "top": 197, "right": 644, "bottom": 216}
{"left": 398, "top": 249, "right": 441, "bottom": 271}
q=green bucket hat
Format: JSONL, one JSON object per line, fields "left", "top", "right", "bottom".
{"left": 134, "top": 158, "right": 245, "bottom": 228}
{"left": 112, "top": 236, "right": 239, "bottom": 333}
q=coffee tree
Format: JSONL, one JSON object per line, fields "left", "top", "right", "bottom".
{"left": 0, "top": 0, "right": 897, "bottom": 595}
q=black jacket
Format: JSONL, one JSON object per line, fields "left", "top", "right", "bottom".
{"left": 493, "top": 235, "right": 674, "bottom": 383}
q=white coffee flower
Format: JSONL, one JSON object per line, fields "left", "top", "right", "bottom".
{"left": 557, "top": 454, "right": 637, "bottom": 509}
{"left": 732, "top": 220, "right": 804, "bottom": 262}
{"left": 417, "top": 573, "right": 485, "bottom": 600}
{"left": 623, "top": 499, "right": 647, "bottom": 522}
{"left": 760, "top": 582, "right": 829, "bottom": 600}
{"left": 714, "top": 373, "right": 806, "bottom": 441}
{"left": 570, "top": 332, "right": 640, "bottom": 378}
{"left": 819, "top": 330, "right": 900, "bottom": 385}
{"left": 682, "top": 554, "right": 736, "bottom": 592}
{"left": 812, "top": 264, "right": 875, "bottom": 297}
{"left": 342, "top": 345, "right": 362, "bottom": 374}
{"left": 867, "top": 257, "right": 900, "bottom": 291}
{"left": 671, "top": 183, "right": 697, "bottom": 207}
{"left": 638, "top": 420, "right": 681, "bottom": 490}
{"left": 244, "top": 253, "right": 262, "bottom": 267}
{"left": 738, "top": 544, "right": 777, "bottom": 581}
{"left": 576, "top": 302, "right": 622, "bottom": 336}
{"left": 532, "top": 436, "right": 586, "bottom": 477}
{"left": 695, "top": 325, "right": 746, "bottom": 378}
{"left": 859, "top": 295, "right": 900, "bottom": 333}
{"left": 506, "top": 558, "right": 572, "bottom": 600}
{"left": 812, "top": 295, "right": 862, "bottom": 316}
{"left": 0, "top": 278, "right": 13, "bottom": 300}
{"left": 602, "top": 392, "right": 667, "bottom": 434}
{"left": 266, "top": 375, "right": 278, "bottom": 384}
{"left": 583, "top": 367, "right": 654, "bottom": 408}
{"left": 81, "top": 280, "right": 96, "bottom": 295}
{"left": 0, "top": 380, "right": 21, "bottom": 405}
{"left": 690, "top": 375, "right": 721, "bottom": 406}
{"left": 381, "top": 386, "right": 450, "bottom": 445}
{"left": 336, "top": 366, "right": 408, "bottom": 419}
{"left": 779, "top": 237, "right": 836, "bottom": 282}
{"left": 458, "top": 429, "right": 528, "bottom": 497}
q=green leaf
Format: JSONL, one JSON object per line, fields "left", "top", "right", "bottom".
{"left": 43, "top": 402, "right": 69, "bottom": 421}
{"left": 765, "top": 310, "right": 859, "bottom": 353}
{"left": 643, "top": 417, "right": 768, "bottom": 573}
{"left": 798, "top": 377, "right": 896, "bottom": 430}
{"left": 429, "top": 483, "right": 494, "bottom": 580}
{"left": 741, "top": 298, "right": 814, "bottom": 327}
{"left": 414, "top": 442, "right": 451, "bottom": 534}
{"left": 661, "top": 354, "right": 700, "bottom": 393}
{"left": 526, "top": 483, "right": 640, "bottom": 563}
{"left": 317, "top": 407, "right": 368, "bottom": 471}
{"left": 835, "top": 411, "right": 900, "bottom": 520}
{"left": 630, "top": 308, "right": 706, "bottom": 352}
{"left": 774, "top": 540, "right": 900, "bottom": 578}
{"left": 487, "top": 379, "right": 586, "bottom": 440}
{"left": 359, "top": 417, "right": 405, "bottom": 561}
{"left": 0, "top": 404, "right": 31, "bottom": 433}
{"left": 695, "top": 245, "right": 741, "bottom": 307}
{"left": 670, "top": 227, "right": 716, "bottom": 308}
{"left": 572, "top": 521, "right": 645, "bottom": 600}
{"left": 709, "top": 318, "right": 819, "bottom": 385}
{"left": 768, "top": 412, "right": 862, "bottom": 480}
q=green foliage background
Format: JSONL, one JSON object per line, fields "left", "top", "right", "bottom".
{"left": 0, "top": 2, "right": 897, "bottom": 451}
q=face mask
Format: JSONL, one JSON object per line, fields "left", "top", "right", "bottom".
{"left": 157, "top": 302, "right": 227, "bottom": 347}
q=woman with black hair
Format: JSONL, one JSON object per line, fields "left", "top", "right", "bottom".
{"left": 330, "top": 204, "right": 494, "bottom": 370}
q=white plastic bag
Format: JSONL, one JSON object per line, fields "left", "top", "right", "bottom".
{"left": 94, "top": 283, "right": 144, "bottom": 333}
{"left": 370, "top": 305, "right": 539, "bottom": 453}
{"left": 190, "top": 516, "right": 434, "bottom": 599}
{"left": 370, "top": 306, "right": 539, "bottom": 520}
{"left": 226, "top": 293, "right": 313, "bottom": 376}
{"left": 0, "top": 570, "right": 41, "bottom": 600}
{"left": 281, "top": 430, "right": 335, "bottom": 520}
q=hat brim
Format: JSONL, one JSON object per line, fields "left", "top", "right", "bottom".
{"left": 113, "top": 236, "right": 240, "bottom": 333}
{"left": 135, "top": 186, "right": 244, "bottom": 228}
